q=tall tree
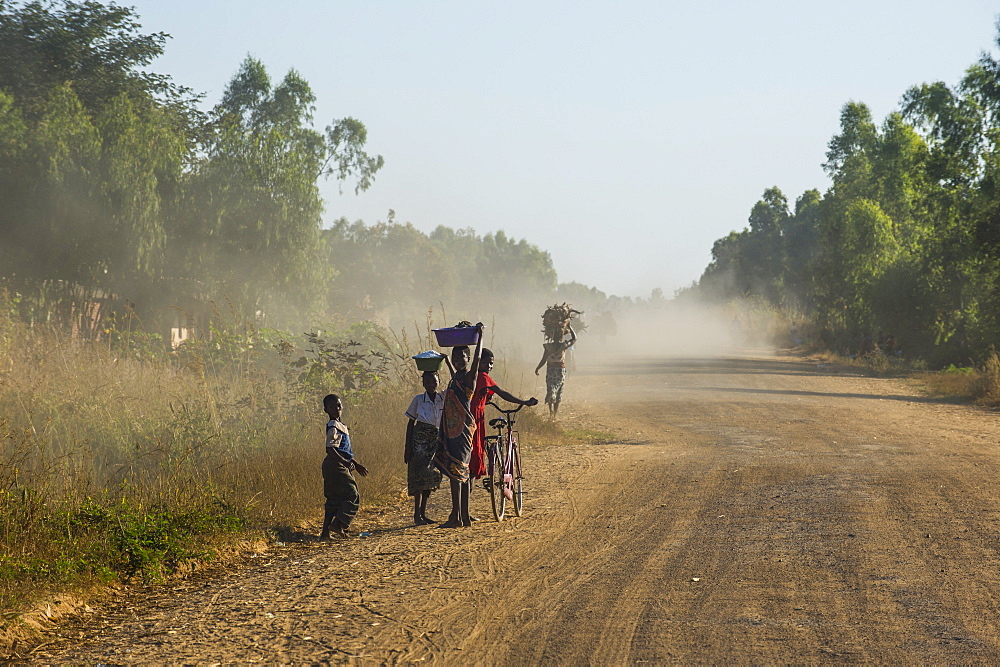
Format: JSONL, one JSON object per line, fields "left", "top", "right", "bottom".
{"left": 0, "top": 0, "right": 196, "bottom": 118}
{"left": 181, "top": 57, "right": 383, "bottom": 322}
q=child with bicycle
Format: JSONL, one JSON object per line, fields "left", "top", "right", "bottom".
{"left": 471, "top": 348, "right": 537, "bottom": 481}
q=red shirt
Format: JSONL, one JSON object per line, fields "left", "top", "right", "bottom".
{"left": 472, "top": 372, "right": 497, "bottom": 422}
{"left": 468, "top": 372, "right": 497, "bottom": 478}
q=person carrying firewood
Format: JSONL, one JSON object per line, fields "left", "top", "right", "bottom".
{"left": 535, "top": 324, "right": 576, "bottom": 417}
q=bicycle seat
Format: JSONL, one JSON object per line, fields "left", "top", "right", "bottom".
{"left": 489, "top": 417, "right": 508, "bottom": 429}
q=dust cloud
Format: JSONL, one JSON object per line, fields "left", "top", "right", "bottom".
{"left": 388, "top": 290, "right": 776, "bottom": 403}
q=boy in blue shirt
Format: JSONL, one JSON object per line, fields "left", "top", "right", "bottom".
{"left": 320, "top": 394, "right": 369, "bottom": 540}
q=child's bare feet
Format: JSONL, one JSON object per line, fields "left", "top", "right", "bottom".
{"left": 439, "top": 517, "right": 463, "bottom": 528}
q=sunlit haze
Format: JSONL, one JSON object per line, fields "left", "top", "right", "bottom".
{"left": 129, "top": 0, "right": 998, "bottom": 297}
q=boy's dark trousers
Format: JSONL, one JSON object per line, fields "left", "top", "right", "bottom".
{"left": 323, "top": 453, "right": 360, "bottom": 528}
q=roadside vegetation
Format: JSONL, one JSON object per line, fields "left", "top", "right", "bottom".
{"left": 806, "top": 346, "right": 1000, "bottom": 408}
{"left": 0, "top": 293, "right": 562, "bottom": 617}
{"left": 912, "top": 349, "right": 1000, "bottom": 406}
{"left": 687, "top": 23, "right": 1000, "bottom": 375}
{"left": 734, "top": 302, "right": 1000, "bottom": 408}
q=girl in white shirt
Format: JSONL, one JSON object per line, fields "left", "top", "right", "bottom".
{"left": 404, "top": 371, "right": 445, "bottom": 524}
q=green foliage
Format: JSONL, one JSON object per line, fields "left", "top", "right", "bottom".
{"left": 322, "top": 214, "right": 558, "bottom": 321}
{"left": 0, "top": 493, "right": 243, "bottom": 590}
{"left": 0, "top": 0, "right": 183, "bottom": 115}
{"left": 0, "top": 3, "right": 383, "bottom": 335}
{"left": 66, "top": 499, "right": 242, "bottom": 579}
{"left": 101, "top": 306, "right": 166, "bottom": 362}
{"left": 290, "top": 332, "right": 391, "bottom": 395}
{"left": 695, "top": 23, "right": 1000, "bottom": 367}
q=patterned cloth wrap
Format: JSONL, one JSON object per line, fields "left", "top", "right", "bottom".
{"left": 408, "top": 421, "right": 442, "bottom": 495}
{"left": 545, "top": 363, "right": 567, "bottom": 406}
{"left": 433, "top": 370, "right": 476, "bottom": 483}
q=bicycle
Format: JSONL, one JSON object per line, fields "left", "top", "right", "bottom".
{"left": 483, "top": 401, "right": 525, "bottom": 521}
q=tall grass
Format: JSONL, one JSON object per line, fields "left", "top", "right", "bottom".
{"left": 972, "top": 349, "right": 1000, "bottom": 407}
{"left": 0, "top": 294, "right": 420, "bottom": 612}
{"left": 0, "top": 296, "right": 572, "bottom": 619}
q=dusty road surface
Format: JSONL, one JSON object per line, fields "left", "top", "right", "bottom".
{"left": 30, "top": 349, "right": 1000, "bottom": 663}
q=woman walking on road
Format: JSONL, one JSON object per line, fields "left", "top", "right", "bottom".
{"left": 535, "top": 324, "right": 576, "bottom": 417}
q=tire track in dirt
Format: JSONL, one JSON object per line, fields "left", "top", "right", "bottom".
{"left": 32, "top": 350, "right": 1000, "bottom": 664}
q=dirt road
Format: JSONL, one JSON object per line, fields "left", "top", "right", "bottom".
{"left": 33, "top": 349, "right": 1000, "bottom": 663}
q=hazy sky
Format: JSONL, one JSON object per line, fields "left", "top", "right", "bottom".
{"left": 129, "top": 1, "right": 999, "bottom": 298}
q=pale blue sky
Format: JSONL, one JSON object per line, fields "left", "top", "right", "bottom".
{"left": 130, "top": 1, "right": 999, "bottom": 297}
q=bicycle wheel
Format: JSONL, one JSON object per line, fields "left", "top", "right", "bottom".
{"left": 511, "top": 434, "right": 524, "bottom": 517}
{"left": 488, "top": 438, "right": 506, "bottom": 521}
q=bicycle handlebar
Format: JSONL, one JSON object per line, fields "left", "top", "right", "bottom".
{"left": 487, "top": 400, "right": 525, "bottom": 415}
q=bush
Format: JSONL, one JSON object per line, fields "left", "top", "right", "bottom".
{"left": 973, "top": 350, "right": 1000, "bottom": 407}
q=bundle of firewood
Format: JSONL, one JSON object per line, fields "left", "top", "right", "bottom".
{"left": 541, "top": 303, "right": 582, "bottom": 342}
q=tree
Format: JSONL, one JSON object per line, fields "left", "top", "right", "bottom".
{"left": 781, "top": 189, "right": 822, "bottom": 310}
{"left": 744, "top": 186, "right": 790, "bottom": 302}
{"left": 181, "top": 57, "right": 383, "bottom": 322}
{"left": 4, "top": 83, "right": 102, "bottom": 286}
{"left": 321, "top": 214, "right": 449, "bottom": 319}
{"left": 698, "top": 230, "right": 750, "bottom": 300}
{"left": 0, "top": 0, "right": 196, "bottom": 118}
{"left": 824, "top": 102, "right": 879, "bottom": 202}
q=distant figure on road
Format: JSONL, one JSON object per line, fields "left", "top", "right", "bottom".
{"left": 535, "top": 325, "right": 576, "bottom": 417}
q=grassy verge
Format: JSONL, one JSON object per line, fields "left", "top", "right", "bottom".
{"left": 912, "top": 350, "right": 1000, "bottom": 407}
{"left": 802, "top": 344, "right": 1000, "bottom": 408}
{"left": 0, "top": 300, "right": 579, "bottom": 638}
{"left": 0, "top": 304, "right": 401, "bottom": 617}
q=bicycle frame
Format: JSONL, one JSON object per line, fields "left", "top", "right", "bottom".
{"left": 485, "top": 401, "right": 524, "bottom": 521}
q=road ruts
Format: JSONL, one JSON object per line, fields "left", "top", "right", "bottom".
{"left": 36, "top": 350, "right": 1000, "bottom": 664}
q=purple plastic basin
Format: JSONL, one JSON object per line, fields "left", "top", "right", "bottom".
{"left": 433, "top": 327, "right": 480, "bottom": 347}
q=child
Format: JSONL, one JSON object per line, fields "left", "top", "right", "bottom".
{"left": 471, "top": 348, "right": 537, "bottom": 480}
{"left": 404, "top": 371, "right": 444, "bottom": 524}
{"left": 432, "top": 322, "right": 484, "bottom": 528}
{"left": 535, "top": 324, "right": 576, "bottom": 417}
{"left": 320, "top": 393, "right": 369, "bottom": 540}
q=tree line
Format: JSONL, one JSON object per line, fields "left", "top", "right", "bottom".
{"left": 694, "top": 24, "right": 1000, "bottom": 366}
{"left": 0, "top": 1, "right": 572, "bottom": 341}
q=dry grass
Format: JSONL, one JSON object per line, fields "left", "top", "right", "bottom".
{"left": 883, "top": 352, "right": 999, "bottom": 408}
{"left": 0, "top": 307, "right": 409, "bottom": 611}
{"left": 916, "top": 367, "right": 978, "bottom": 402}
{"left": 804, "top": 344, "right": 1000, "bottom": 409}
{"left": 972, "top": 349, "right": 1000, "bottom": 407}
{"left": 0, "top": 297, "right": 569, "bottom": 618}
